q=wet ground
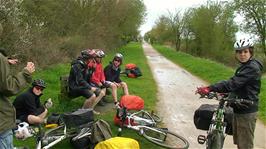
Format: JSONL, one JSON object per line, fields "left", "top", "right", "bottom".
{"left": 142, "top": 42, "right": 266, "bottom": 149}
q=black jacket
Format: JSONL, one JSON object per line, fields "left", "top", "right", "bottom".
{"left": 68, "top": 57, "right": 93, "bottom": 90}
{"left": 104, "top": 62, "right": 122, "bottom": 83}
{"left": 209, "top": 59, "right": 263, "bottom": 114}
{"left": 13, "top": 88, "right": 44, "bottom": 117}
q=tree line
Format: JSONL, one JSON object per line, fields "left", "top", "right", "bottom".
{"left": 144, "top": 0, "right": 265, "bottom": 68}
{"left": 0, "top": 0, "right": 145, "bottom": 68}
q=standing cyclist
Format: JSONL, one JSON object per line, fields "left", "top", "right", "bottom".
{"left": 196, "top": 38, "right": 263, "bottom": 149}
{"left": 0, "top": 23, "right": 35, "bottom": 149}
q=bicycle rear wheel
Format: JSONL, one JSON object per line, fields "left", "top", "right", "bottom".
{"left": 206, "top": 129, "right": 225, "bottom": 149}
{"left": 141, "top": 127, "right": 189, "bottom": 149}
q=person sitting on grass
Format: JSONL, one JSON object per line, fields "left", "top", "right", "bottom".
{"left": 13, "top": 79, "right": 52, "bottom": 125}
{"left": 104, "top": 53, "right": 129, "bottom": 108}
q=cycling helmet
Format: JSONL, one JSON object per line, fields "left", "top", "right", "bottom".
{"left": 81, "top": 49, "right": 96, "bottom": 59}
{"left": 96, "top": 50, "right": 105, "bottom": 58}
{"left": 15, "top": 122, "right": 33, "bottom": 140}
{"left": 234, "top": 38, "right": 254, "bottom": 51}
{"left": 32, "top": 79, "right": 46, "bottom": 88}
{"left": 113, "top": 53, "right": 123, "bottom": 62}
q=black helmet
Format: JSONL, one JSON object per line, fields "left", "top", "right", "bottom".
{"left": 32, "top": 79, "right": 46, "bottom": 88}
{"left": 81, "top": 49, "right": 96, "bottom": 60}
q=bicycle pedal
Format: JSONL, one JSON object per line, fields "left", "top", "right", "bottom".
{"left": 197, "top": 135, "right": 206, "bottom": 144}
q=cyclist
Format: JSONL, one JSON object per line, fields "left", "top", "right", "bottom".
{"left": 13, "top": 79, "right": 52, "bottom": 125}
{"left": 104, "top": 53, "right": 129, "bottom": 107}
{"left": 68, "top": 49, "right": 101, "bottom": 114}
{"left": 196, "top": 38, "right": 263, "bottom": 149}
{"left": 89, "top": 49, "right": 107, "bottom": 106}
{"left": 0, "top": 39, "right": 35, "bottom": 148}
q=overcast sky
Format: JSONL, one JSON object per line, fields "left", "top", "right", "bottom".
{"left": 139, "top": 0, "right": 250, "bottom": 39}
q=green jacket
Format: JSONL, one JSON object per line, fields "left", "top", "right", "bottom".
{"left": 0, "top": 53, "right": 32, "bottom": 133}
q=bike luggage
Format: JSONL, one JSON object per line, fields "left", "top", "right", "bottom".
{"left": 62, "top": 108, "right": 94, "bottom": 128}
{"left": 124, "top": 63, "right": 142, "bottom": 78}
{"left": 194, "top": 104, "right": 233, "bottom": 135}
{"left": 120, "top": 95, "right": 144, "bottom": 110}
{"left": 91, "top": 119, "right": 112, "bottom": 144}
{"left": 94, "top": 137, "right": 140, "bottom": 149}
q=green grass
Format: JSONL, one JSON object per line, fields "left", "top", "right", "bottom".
{"left": 153, "top": 44, "right": 266, "bottom": 123}
{"left": 14, "top": 42, "right": 164, "bottom": 148}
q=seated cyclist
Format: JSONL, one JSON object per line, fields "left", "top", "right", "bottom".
{"left": 13, "top": 79, "right": 52, "bottom": 124}
{"left": 68, "top": 49, "right": 101, "bottom": 114}
{"left": 89, "top": 49, "right": 107, "bottom": 106}
{"left": 104, "top": 53, "right": 129, "bottom": 107}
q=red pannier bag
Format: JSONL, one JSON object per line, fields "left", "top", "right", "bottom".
{"left": 125, "top": 63, "right": 137, "bottom": 70}
{"left": 120, "top": 95, "right": 144, "bottom": 110}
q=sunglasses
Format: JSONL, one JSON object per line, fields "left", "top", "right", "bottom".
{"left": 114, "top": 59, "right": 121, "bottom": 62}
{"left": 35, "top": 86, "right": 44, "bottom": 91}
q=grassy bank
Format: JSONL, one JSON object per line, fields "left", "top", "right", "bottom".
{"left": 14, "top": 42, "right": 164, "bottom": 148}
{"left": 153, "top": 44, "right": 266, "bottom": 123}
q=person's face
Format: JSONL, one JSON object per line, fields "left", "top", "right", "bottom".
{"left": 113, "top": 58, "right": 121, "bottom": 67}
{"left": 95, "top": 57, "right": 102, "bottom": 63}
{"left": 33, "top": 86, "right": 44, "bottom": 96}
{"left": 235, "top": 48, "right": 251, "bottom": 63}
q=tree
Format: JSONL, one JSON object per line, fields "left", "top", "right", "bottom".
{"left": 166, "top": 10, "right": 184, "bottom": 51}
{"left": 234, "top": 0, "right": 266, "bottom": 56}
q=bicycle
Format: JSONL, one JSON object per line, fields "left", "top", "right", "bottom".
{"left": 15, "top": 109, "right": 94, "bottom": 149}
{"left": 115, "top": 106, "right": 189, "bottom": 149}
{"left": 195, "top": 92, "right": 254, "bottom": 149}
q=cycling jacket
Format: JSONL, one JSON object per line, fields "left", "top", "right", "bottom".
{"left": 104, "top": 62, "right": 122, "bottom": 83}
{"left": 68, "top": 57, "right": 93, "bottom": 90}
{"left": 209, "top": 59, "right": 263, "bottom": 114}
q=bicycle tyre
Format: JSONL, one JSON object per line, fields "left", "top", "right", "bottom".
{"left": 206, "top": 129, "right": 224, "bottom": 149}
{"left": 141, "top": 127, "right": 189, "bottom": 149}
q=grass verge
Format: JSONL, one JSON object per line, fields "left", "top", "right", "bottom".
{"left": 152, "top": 44, "right": 266, "bottom": 124}
{"left": 14, "top": 42, "right": 165, "bottom": 148}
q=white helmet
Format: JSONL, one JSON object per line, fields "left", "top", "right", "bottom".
{"left": 15, "top": 122, "right": 33, "bottom": 140}
{"left": 234, "top": 38, "right": 254, "bottom": 51}
{"left": 96, "top": 50, "right": 105, "bottom": 58}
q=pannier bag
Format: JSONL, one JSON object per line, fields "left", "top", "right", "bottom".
{"left": 91, "top": 119, "right": 113, "bottom": 144}
{"left": 120, "top": 95, "right": 144, "bottom": 110}
{"left": 95, "top": 137, "right": 140, "bottom": 149}
{"left": 70, "top": 136, "right": 91, "bottom": 149}
{"left": 125, "top": 63, "right": 142, "bottom": 78}
{"left": 62, "top": 108, "right": 94, "bottom": 128}
{"left": 193, "top": 104, "right": 233, "bottom": 135}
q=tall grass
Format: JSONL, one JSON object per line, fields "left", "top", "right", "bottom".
{"left": 14, "top": 42, "right": 164, "bottom": 148}
{"left": 153, "top": 44, "right": 266, "bottom": 123}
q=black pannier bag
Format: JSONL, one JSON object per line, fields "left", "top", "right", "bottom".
{"left": 193, "top": 104, "right": 233, "bottom": 135}
{"left": 62, "top": 108, "right": 94, "bottom": 128}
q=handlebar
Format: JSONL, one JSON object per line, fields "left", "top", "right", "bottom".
{"left": 197, "top": 92, "right": 254, "bottom": 105}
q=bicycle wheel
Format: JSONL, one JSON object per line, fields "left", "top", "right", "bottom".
{"left": 141, "top": 127, "right": 189, "bottom": 149}
{"left": 206, "top": 129, "right": 225, "bottom": 149}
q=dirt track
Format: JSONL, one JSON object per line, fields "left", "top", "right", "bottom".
{"left": 142, "top": 42, "right": 266, "bottom": 149}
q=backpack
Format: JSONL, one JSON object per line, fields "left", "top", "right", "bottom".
{"left": 125, "top": 63, "right": 142, "bottom": 78}
{"left": 94, "top": 137, "right": 140, "bottom": 149}
{"left": 91, "top": 119, "right": 112, "bottom": 144}
{"left": 62, "top": 109, "right": 94, "bottom": 128}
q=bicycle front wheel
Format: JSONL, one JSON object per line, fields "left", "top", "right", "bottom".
{"left": 206, "top": 129, "right": 225, "bottom": 149}
{"left": 141, "top": 127, "right": 189, "bottom": 149}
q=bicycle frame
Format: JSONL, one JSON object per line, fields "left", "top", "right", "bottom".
{"left": 35, "top": 125, "right": 68, "bottom": 149}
